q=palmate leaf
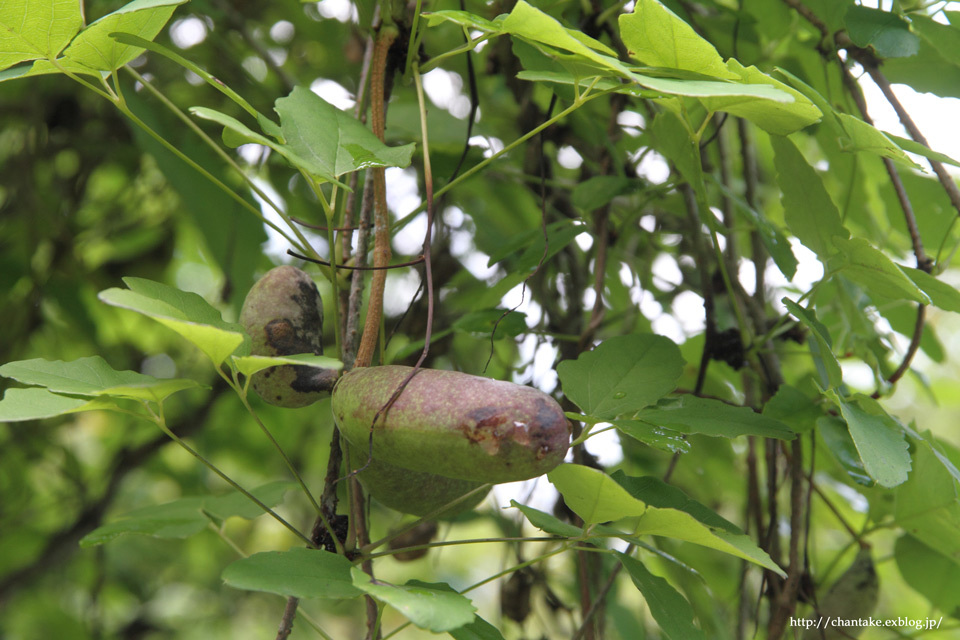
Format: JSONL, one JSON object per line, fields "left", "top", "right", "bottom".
{"left": 98, "top": 277, "right": 247, "bottom": 366}
{"left": 273, "top": 86, "right": 415, "bottom": 183}
{"left": 61, "top": 0, "right": 188, "bottom": 72}
{"left": 557, "top": 334, "right": 684, "bottom": 419}
{"left": 0, "top": 0, "right": 82, "bottom": 70}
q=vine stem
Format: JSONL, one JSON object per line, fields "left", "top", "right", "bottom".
{"left": 355, "top": 26, "right": 399, "bottom": 368}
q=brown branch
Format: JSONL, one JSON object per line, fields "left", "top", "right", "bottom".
{"left": 355, "top": 26, "right": 399, "bottom": 369}
{"left": 275, "top": 597, "right": 299, "bottom": 640}
{"left": 571, "top": 550, "right": 628, "bottom": 640}
{"left": 780, "top": 0, "right": 829, "bottom": 40}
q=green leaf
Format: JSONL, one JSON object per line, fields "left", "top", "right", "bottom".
{"left": 557, "top": 334, "right": 683, "bottom": 419}
{"left": 831, "top": 237, "right": 930, "bottom": 304}
{"left": 894, "top": 438, "right": 960, "bottom": 559}
{"left": 503, "top": 1, "right": 626, "bottom": 78}
{"left": 510, "top": 500, "right": 584, "bottom": 538}
{"left": 548, "top": 464, "right": 647, "bottom": 524}
{"left": 0, "top": 388, "right": 103, "bottom": 422}
{"left": 776, "top": 68, "right": 919, "bottom": 167}
{"left": 611, "top": 471, "right": 741, "bottom": 533}
{"left": 631, "top": 395, "right": 796, "bottom": 440}
{"left": 231, "top": 354, "right": 342, "bottom": 378}
{"left": 619, "top": 0, "right": 737, "bottom": 80}
{"left": 633, "top": 507, "right": 784, "bottom": 573}
{"left": 903, "top": 267, "right": 960, "bottom": 312}
{"left": 771, "top": 135, "right": 848, "bottom": 258}
{"left": 98, "top": 278, "right": 246, "bottom": 366}
{"left": 81, "top": 482, "right": 297, "bottom": 546}
{"left": 351, "top": 572, "right": 476, "bottom": 632}
{"left": 0, "top": 0, "right": 82, "bottom": 70}
{"left": 818, "top": 416, "right": 874, "bottom": 486}
{"left": 895, "top": 534, "right": 960, "bottom": 614}
{"left": 222, "top": 548, "right": 362, "bottom": 599}
{"left": 782, "top": 298, "right": 843, "bottom": 389}
{"left": 190, "top": 107, "right": 277, "bottom": 148}
{"left": 762, "top": 385, "right": 822, "bottom": 434}
{"left": 700, "top": 60, "right": 821, "bottom": 136}
{"left": 0, "top": 356, "right": 200, "bottom": 402}
{"left": 832, "top": 394, "right": 911, "bottom": 488}
{"left": 60, "top": 0, "right": 188, "bottom": 72}
{"left": 617, "top": 553, "right": 707, "bottom": 640}
{"left": 274, "top": 86, "right": 415, "bottom": 183}
{"left": 886, "top": 131, "right": 960, "bottom": 168}
{"left": 610, "top": 419, "right": 691, "bottom": 454}
{"left": 845, "top": 5, "right": 919, "bottom": 59}
{"left": 649, "top": 110, "right": 703, "bottom": 197}
{"left": 424, "top": 10, "right": 500, "bottom": 33}
{"left": 448, "top": 615, "right": 506, "bottom": 640}
{"left": 572, "top": 176, "right": 637, "bottom": 211}
{"left": 910, "top": 14, "right": 960, "bottom": 68}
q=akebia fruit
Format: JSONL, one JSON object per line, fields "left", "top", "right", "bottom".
{"left": 240, "top": 266, "right": 337, "bottom": 407}
{"left": 332, "top": 365, "right": 570, "bottom": 484}
{"left": 345, "top": 440, "right": 489, "bottom": 516}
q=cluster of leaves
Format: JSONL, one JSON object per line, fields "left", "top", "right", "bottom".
{"left": 4, "top": 0, "right": 960, "bottom": 639}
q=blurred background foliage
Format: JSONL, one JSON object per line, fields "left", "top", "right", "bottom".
{"left": 2, "top": 0, "right": 960, "bottom": 638}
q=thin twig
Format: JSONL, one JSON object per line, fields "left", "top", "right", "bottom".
{"left": 275, "top": 597, "right": 299, "bottom": 640}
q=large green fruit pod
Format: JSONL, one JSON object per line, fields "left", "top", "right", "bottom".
{"left": 240, "top": 266, "right": 337, "bottom": 407}
{"left": 345, "top": 440, "right": 489, "bottom": 516}
{"left": 333, "top": 365, "right": 571, "bottom": 484}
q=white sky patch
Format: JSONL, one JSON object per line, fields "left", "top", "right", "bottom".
{"left": 558, "top": 145, "right": 584, "bottom": 169}
{"left": 738, "top": 258, "right": 756, "bottom": 296}
{"left": 393, "top": 211, "right": 427, "bottom": 256}
{"left": 314, "top": 0, "right": 358, "bottom": 23}
{"left": 673, "top": 290, "right": 706, "bottom": 334}
{"left": 842, "top": 361, "right": 876, "bottom": 391}
{"left": 575, "top": 231, "right": 593, "bottom": 251}
{"left": 651, "top": 253, "right": 682, "bottom": 289}
{"left": 383, "top": 269, "right": 422, "bottom": 317}
{"left": 385, "top": 167, "right": 421, "bottom": 217}
{"left": 584, "top": 425, "right": 624, "bottom": 467}
{"left": 492, "top": 478, "right": 559, "bottom": 515}
{"left": 422, "top": 69, "right": 473, "bottom": 119}
{"left": 310, "top": 78, "right": 355, "bottom": 110}
{"left": 169, "top": 16, "right": 207, "bottom": 49}
{"left": 639, "top": 214, "right": 656, "bottom": 232}
{"left": 858, "top": 75, "right": 960, "bottom": 175}
{"left": 634, "top": 149, "right": 671, "bottom": 183}
{"left": 270, "top": 20, "right": 295, "bottom": 43}
{"left": 237, "top": 144, "right": 268, "bottom": 165}
{"left": 652, "top": 314, "right": 685, "bottom": 343}
{"left": 766, "top": 239, "right": 824, "bottom": 312}
{"left": 469, "top": 135, "right": 505, "bottom": 158}
{"left": 617, "top": 110, "right": 645, "bottom": 137}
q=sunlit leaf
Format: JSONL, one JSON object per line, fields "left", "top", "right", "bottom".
{"left": 98, "top": 278, "right": 246, "bottom": 366}
{"left": 60, "top": 0, "right": 188, "bottom": 72}
{"left": 231, "top": 353, "right": 342, "bottom": 378}
{"left": 0, "top": 388, "right": 104, "bottom": 422}
{"left": 548, "top": 464, "right": 646, "bottom": 524}
{"left": 0, "top": 0, "right": 82, "bottom": 70}
{"left": 831, "top": 237, "right": 930, "bottom": 304}
{"left": 0, "top": 356, "right": 201, "bottom": 402}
